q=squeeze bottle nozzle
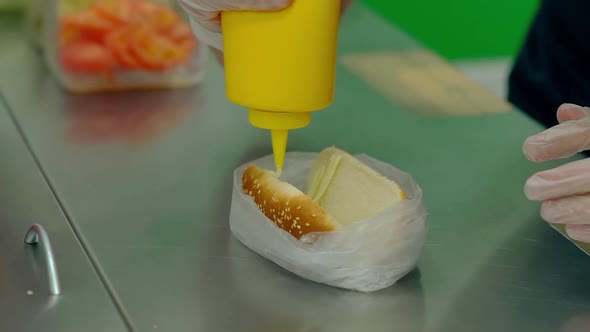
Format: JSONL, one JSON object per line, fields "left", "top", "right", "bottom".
{"left": 271, "top": 129, "right": 288, "bottom": 173}
{"left": 221, "top": 0, "right": 341, "bottom": 172}
{"left": 248, "top": 108, "right": 312, "bottom": 172}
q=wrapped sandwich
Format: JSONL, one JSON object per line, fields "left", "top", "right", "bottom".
{"left": 229, "top": 147, "right": 428, "bottom": 292}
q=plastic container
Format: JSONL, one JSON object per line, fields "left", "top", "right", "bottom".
{"left": 229, "top": 152, "right": 429, "bottom": 292}
{"left": 42, "top": 0, "right": 206, "bottom": 93}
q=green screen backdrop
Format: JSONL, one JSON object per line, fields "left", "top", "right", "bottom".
{"left": 361, "top": 0, "right": 539, "bottom": 60}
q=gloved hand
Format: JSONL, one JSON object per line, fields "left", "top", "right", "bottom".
{"left": 178, "top": 0, "right": 354, "bottom": 54}
{"left": 524, "top": 103, "right": 590, "bottom": 243}
{"left": 177, "top": 0, "right": 292, "bottom": 51}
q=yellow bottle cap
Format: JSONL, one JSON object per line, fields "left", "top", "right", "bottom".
{"left": 248, "top": 109, "right": 311, "bottom": 172}
{"left": 248, "top": 109, "right": 311, "bottom": 129}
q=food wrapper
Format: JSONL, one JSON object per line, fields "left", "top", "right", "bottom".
{"left": 42, "top": 0, "right": 205, "bottom": 93}
{"left": 229, "top": 152, "right": 428, "bottom": 292}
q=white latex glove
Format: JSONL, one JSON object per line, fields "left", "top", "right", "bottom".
{"left": 524, "top": 103, "right": 590, "bottom": 243}
{"left": 177, "top": 0, "right": 354, "bottom": 54}
{"left": 177, "top": 0, "right": 292, "bottom": 51}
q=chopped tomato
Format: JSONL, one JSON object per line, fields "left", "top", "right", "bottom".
{"left": 60, "top": 41, "right": 115, "bottom": 75}
{"left": 92, "top": 0, "right": 154, "bottom": 25}
{"left": 166, "top": 22, "right": 194, "bottom": 43}
{"left": 179, "top": 38, "right": 197, "bottom": 55}
{"left": 60, "top": 9, "right": 115, "bottom": 43}
{"left": 93, "top": 0, "right": 137, "bottom": 25}
{"left": 135, "top": 1, "right": 180, "bottom": 32}
{"left": 58, "top": 0, "right": 195, "bottom": 73}
{"left": 165, "top": 22, "right": 198, "bottom": 54}
{"left": 59, "top": 26, "right": 81, "bottom": 46}
{"left": 105, "top": 26, "right": 142, "bottom": 69}
{"left": 130, "top": 28, "right": 190, "bottom": 71}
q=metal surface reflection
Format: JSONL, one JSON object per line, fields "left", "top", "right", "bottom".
{"left": 65, "top": 87, "right": 201, "bottom": 145}
{"left": 224, "top": 243, "right": 425, "bottom": 332}
{"left": 0, "top": 95, "right": 128, "bottom": 331}
{"left": 560, "top": 313, "right": 590, "bottom": 332}
{"left": 432, "top": 220, "right": 590, "bottom": 332}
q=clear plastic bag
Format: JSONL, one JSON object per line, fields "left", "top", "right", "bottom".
{"left": 229, "top": 152, "right": 428, "bottom": 292}
{"left": 42, "top": 0, "right": 206, "bottom": 93}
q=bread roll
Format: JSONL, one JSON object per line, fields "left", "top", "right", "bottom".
{"left": 242, "top": 147, "right": 406, "bottom": 239}
{"left": 242, "top": 165, "right": 341, "bottom": 239}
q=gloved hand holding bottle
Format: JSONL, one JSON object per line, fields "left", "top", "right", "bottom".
{"left": 177, "top": 0, "right": 292, "bottom": 52}
{"left": 524, "top": 103, "right": 590, "bottom": 243}
{"left": 177, "top": 0, "right": 354, "bottom": 58}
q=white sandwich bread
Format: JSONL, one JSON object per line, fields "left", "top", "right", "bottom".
{"left": 241, "top": 147, "right": 407, "bottom": 239}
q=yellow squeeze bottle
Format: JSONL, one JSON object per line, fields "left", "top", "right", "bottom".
{"left": 221, "top": 0, "right": 341, "bottom": 172}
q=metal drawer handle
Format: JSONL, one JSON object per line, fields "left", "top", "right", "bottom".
{"left": 24, "top": 224, "right": 62, "bottom": 295}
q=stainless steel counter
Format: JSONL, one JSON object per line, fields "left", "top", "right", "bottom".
{"left": 2, "top": 4, "right": 590, "bottom": 332}
{"left": 0, "top": 80, "right": 128, "bottom": 331}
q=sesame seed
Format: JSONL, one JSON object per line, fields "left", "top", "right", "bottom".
{"left": 296, "top": 206, "right": 302, "bottom": 210}
{"left": 286, "top": 201, "right": 289, "bottom": 206}
{"left": 248, "top": 191, "right": 252, "bottom": 195}
{"left": 305, "top": 223, "right": 310, "bottom": 227}
{"left": 295, "top": 217, "right": 300, "bottom": 221}
{"left": 312, "top": 214, "right": 317, "bottom": 218}
{"left": 299, "top": 231, "right": 303, "bottom": 234}
{"left": 258, "top": 190, "right": 261, "bottom": 194}
{"left": 297, "top": 225, "right": 301, "bottom": 229}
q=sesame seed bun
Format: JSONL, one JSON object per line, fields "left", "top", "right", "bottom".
{"left": 242, "top": 165, "right": 342, "bottom": 239}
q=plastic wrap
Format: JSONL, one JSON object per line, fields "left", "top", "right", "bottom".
{"left": 42, "top": 0, "right": 206, "bottom": 93}
{"left": 229, "top": 152, "right": 428, "bottom": 292}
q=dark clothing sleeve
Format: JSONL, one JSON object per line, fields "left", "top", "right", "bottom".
{"left": 508, "top": 0, "right": 590, "bottom": 128}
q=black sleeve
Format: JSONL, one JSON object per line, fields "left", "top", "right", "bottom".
{"left": 508, "top": 0, "right": 590, "bottom": 128}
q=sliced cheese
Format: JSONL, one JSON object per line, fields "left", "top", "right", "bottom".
{"left": 306, "top": 147, "right": 406, "bottom": 226}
